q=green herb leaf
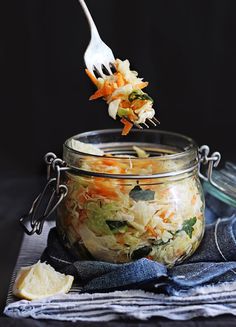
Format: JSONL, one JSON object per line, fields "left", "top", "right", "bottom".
{"left": 182, "top": 217, "right": 197, "bottom": 238}
{"left": 128, "top": 90, "right": 153, "bottom": 103}
{"left": 106, "top": 220, "right": 128, "bottom": 232}
{"left": 129, "top": 185, "right": 155, "bottom": 201}
{"left": 131, "top": 245, "right": 152, "bottom": 260}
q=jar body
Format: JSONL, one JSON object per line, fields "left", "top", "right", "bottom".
{"left": 57, "top": 170, "right": 204, "bottom": 266}
{"left": 56, "top": 129, "right": 205, "bottom": 267}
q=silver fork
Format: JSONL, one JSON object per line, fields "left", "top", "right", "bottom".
{"left": 78, "top": 0, "right": 159, "bottom": 128}
{"left": 78, "top": 0, "right": 115, "bottom": 78}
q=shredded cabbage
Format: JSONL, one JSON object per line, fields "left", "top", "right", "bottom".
{"left": 108, "top": 99, "right": 121, "bottom": 120}
{"left": 133, "top": 146, "right": 149, "bottom": 158}
{"left": 58, "top": 151, "right": 204, "bottom": 266}
{"left": 69, "top": 139, "right": 104, "bottom": 156}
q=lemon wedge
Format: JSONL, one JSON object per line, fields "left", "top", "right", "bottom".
{"left": 13, "top": 261, "right": 74, "bottom": 300}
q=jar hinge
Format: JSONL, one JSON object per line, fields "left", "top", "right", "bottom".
{"left": 198, "top": 145, "right": 223, "bottom": 192}
{"left": 19, "top": 152, "right": 69, "bottom": 235}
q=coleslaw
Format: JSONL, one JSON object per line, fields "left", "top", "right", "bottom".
{"left": 85, "top": 59, "right": 157, "bottom": 135}
{"left": 57, "top": 142, "right": 204, "bottom": 266}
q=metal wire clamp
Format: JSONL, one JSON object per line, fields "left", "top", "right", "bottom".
{"left": 19, "top": 153, "right": 68, "bottom": 235}
{"left": 198, "top": 145, "right": 222, "bottom": 191}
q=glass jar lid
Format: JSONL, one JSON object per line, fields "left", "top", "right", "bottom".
{"left": 203, "top": 161, "right": 236, "bottom": 208}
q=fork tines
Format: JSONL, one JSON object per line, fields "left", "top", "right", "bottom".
{"left": 134, "top": 123, "right": 143, "bottom": 129}
{"left": 93, "top": 62, "right": 116, "bottom": 78}
{"left": 137, "top": 117, "right": 160, "bottom": 129}
{"left": 147, "top": 118, "right": 157, "bottom": 127}
{"left": 152, "top": 117, "right": 160, "bottom": 124}
{"left": 142, "top": 122, "right": 150, "bottom": 128}
{"left": 124, "top": 117, "right": 159, "bottom": 130}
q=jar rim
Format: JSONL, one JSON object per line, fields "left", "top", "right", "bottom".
{"left": 64, "top": 128, "right": 198, "bottom": 161}
{"left": 62, "top": 129, "right": 199, "bottom": 179}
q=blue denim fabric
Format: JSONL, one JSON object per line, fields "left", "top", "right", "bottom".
{"left": 185, "top": 216, "right": 236, "bottom": 263}
{"left": 165, "top": 214, "right": 236, "bottom": 294}
{"left": 80, "top": 259, "right": 167, "bottom": 292}
{"left": 167, "top": 262, "right": 236, "bottom": 295}
{"left": 41, "top": 215, "right": 236, "bottom": 294}
{"left": 41, "top": 229, "right": 168, "bottom": 292}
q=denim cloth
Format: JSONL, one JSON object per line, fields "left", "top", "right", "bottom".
{"left": 41, "top": 229, "right": 168, "bottom": 292}
{"left": 6, "top": 220, "right": 236, "bottom": 322}
{"left": 41, "top": 215, "right": 236, "bottom": 294}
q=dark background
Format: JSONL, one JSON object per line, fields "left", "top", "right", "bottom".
{"left": 1, "top": 0, "right": 236, "bottom": 176}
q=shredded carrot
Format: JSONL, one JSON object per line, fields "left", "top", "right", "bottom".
{"left": 115, "top": 72, "right": 125, "bottom": 87}
{"left": 101, "top": 158, "right": 116, "bottom": 166}
{"left": 127, "top": 112, "right": 137, "bottom": 122}
{"left": 159, "top": 189, "right": 170, "bottom": 197}
{"left": 120, "top": 100, "right": 131, "bottom": 108}
{"left": 159, "top": 210, "right": 167, "bottom": 220}
{"left": 121, "top": 118, "right": 133, "bottom": 135}
{"left": 135, "top": 81, "right": 149, "bottom": 89}
{"left": 146, "top": 255, "right": 154, "bottom": 260}
{"left": 116, "top": 234, "right": 125, "bottom": 245}
{"left": 168, "top": 212, "right": 175, "bottom": 220}
{"left": 191, "top": 194, "right": 197, "bottom": 205}
{"left": 90, "top": 187, "right": 118, "bottom": 199}
{"left": 94, "top": 159, "right": 127, "bottom": 174}
{"left": 89, "top": 88, "right": 105, "bottom": 100}
{"left": 176, "top": 249, "right": 184, "bottom": 256}
{"left": 98, "top": 158, "right": 127, "bottom": 170}
{"left": 89, "top": 179, "right": 118, "bottom": 198}
{"left": 93, "top": 179, "right": 113, "bottom": 188}
{"left": 85, "top": 69, "right": 98, "bottom": 87}
{"left": 89, "top": 81, "right": 114, "bottom": 100}
{"left": 145, "top": 225, "right": 158, "bottom": 238}
{"left": 131, "top": 99, "right": 147, "bottom": 110}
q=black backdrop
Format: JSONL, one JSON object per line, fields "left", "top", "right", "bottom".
{"left": 1, "top": 0, "right": 236, "bottom": 175}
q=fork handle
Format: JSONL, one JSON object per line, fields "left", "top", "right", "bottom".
{"left": 78, "top": 0, "right": 101, "bottom": 40}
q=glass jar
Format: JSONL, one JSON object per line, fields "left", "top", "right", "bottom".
{"left": 203, "top": 161, "right": 236, "bottom": 224}
{"left": 56, "top": 129, "right": 205, "bottom": 267}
